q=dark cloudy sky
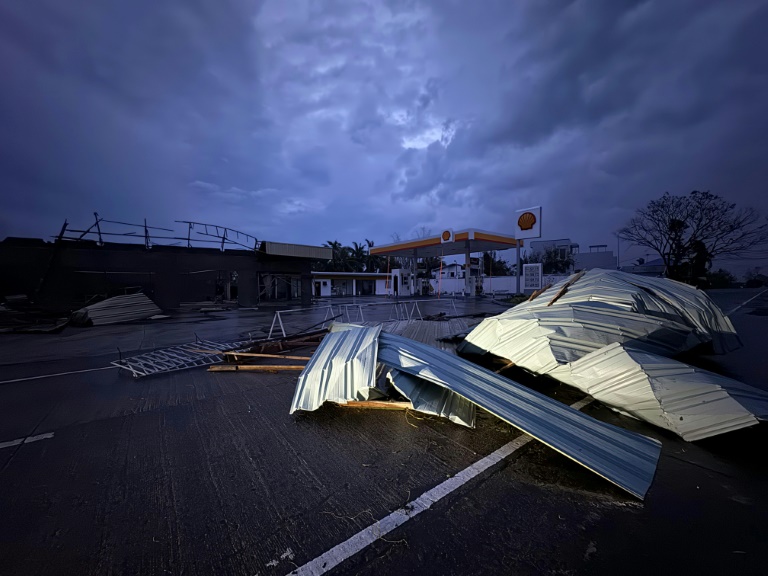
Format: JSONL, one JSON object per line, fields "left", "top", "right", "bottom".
{"left": 1, "top": 0, "right": 767, "bottom": 270}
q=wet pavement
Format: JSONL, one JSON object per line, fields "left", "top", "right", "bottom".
{"left": 0, "top": 290, "right": 766, "bottom": 575}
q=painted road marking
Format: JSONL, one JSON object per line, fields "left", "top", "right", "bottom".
{"left": 0, "top": 432, "right": 55, "bottom": 450}
{"left": 0, "top": 366, "right": 116, "bottom": 385}
{"left": 726, "top": 288, "right": 768, "bottom": 317}
{"left": 289, "top": 397, "right": 594, "bottom": 576}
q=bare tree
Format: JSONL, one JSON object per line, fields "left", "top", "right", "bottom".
{"left": 618, "top": 191, "right": 768, "bottom": 281}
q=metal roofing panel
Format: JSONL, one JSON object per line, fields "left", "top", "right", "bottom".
{"left": 460, "top": 302, "right": 697, "bottom": 375}
{"left": 493, "top": 269, "right": 741, "bottom": 354}
{"left": 387, "top": 369, "right": 476, "bottom": 428}
{"left": 290, "top": 325, "right": 383, "bottom": 413}
{"left": 329, "top": 321, "right": 477, "bottom": 426}
{"left": 71, "top": 293, "right": 162, "bottom": 326}
{"left": 558, "top": 343, "right": 766, "bottom": 441}
{"left": 377, "top": 332, "right": 661, "bottom": 499}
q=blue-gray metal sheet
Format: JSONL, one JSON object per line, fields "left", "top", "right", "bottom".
{"left": 555, "top": 342, "right": 767, "bottom": 441}
{"left": 387, "top": 369, "right": 476, "bottom": 428}
{"left": 290, "top": 325, "right": 383, "bottom": 413}
{"left": 378, "top": 331, "right": 661, "bottom": 499}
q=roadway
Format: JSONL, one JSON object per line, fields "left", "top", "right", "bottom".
{"left": 0, "top": 290, "right": 766, "bottom": 575}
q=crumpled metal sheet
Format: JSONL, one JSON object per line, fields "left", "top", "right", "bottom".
{"left": 459, "top": 301, "right": 697, "bottom": 375}
{"left": 551, "top": 342, "right": 768, "bottom": 441}
{"left": 378, "top": 331, "right": 661, "bottom": 499}
{"left": 290, "top": 324, "right": 383, "bottom": 413}
{"left": 330, "top": 321, "right": 476, "bottom": 426}
{"left": 458, "top": 269, "right": 750, "bottom": 440}
{"left": 387, "top": 369, "right": 476, "bottom": 428}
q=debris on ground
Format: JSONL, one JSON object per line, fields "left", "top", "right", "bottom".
{"left": 71, "top": 293, "right": 162, "bottom": 326}
{"left": 113, "top": 329, "right": 326, "bottom": 378}
{"left": 290, "top": 323, "right": 660, "bottom": 499}
{"left": 459, "top": 268, "right": 767, "bottom": 440}
{"left": 550, "top": 342, "right": 768, "bottom": 441}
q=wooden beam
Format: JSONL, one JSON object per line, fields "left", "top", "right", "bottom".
{"left": 208, "top": 364, "right": 305, "bottom": 372}
{"left": 224, "top": 352, "right": 312, "bottom": 361}
{"left": 494, "top": 361, "right": 516, "bottom": 373}
{"left": 547, "top": 270, "right": 586, "bottom": 307}
{"left": 339, "top": 401, "right": 412, "bottom": 410}
{"left": 527, "top": 283, "right": 552, "bottom": 302}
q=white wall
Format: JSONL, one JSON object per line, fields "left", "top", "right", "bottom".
{"left": 314, "top": 279, "right": 332, "bottom": 297}
{"left": 430, "top": 274, "right": 570, "bottom": 295}
{"left": 375, "top": 279, "right": 390, "bottom": 295}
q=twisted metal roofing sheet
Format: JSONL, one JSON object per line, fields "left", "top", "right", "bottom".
{"left": 290, "top": 325, "right": 383, "bottom": 413}
{"left": 377, "top": 331, "right": 661, "bottom": 499}
{"left": 387, "top": 369, "right": 476, "bottom": 428}
{"left": 460, "top": 301, "right": 698, "bottom": 374}
{"left": 329, "top": 321, "right": 477, "bottom": 426}
{"left": 552, "top": 343, "right": 768, "bottom": 441}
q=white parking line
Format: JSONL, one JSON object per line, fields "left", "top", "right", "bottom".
{"left": 726, "top": 288, "right": 768, "bottom": 317}
{"left": 0, "top": 366, "right": 116, "bottom": 385}
{"left": 289, "top": 397, "right": 594, "bottom": 576}
{"left": 0, "top": 432, "right": 55, "bottom": 450}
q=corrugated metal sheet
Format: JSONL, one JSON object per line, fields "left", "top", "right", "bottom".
{"left": 387, "top": 369, "right": 476, "bottom": 428}
{"left": 459, "top": 269, "right": 750, "bottom": 440}
{"left": 290, "top": 325, "right": 383, "bottom": 413}
{"left": 262, "top": 241, "right": 332, "bottom": 260}
{"left": 71, "top": 293, "right": 161, "bottom": 326}
{"left": 551, "top": 343, "right": 768, "bottom": 441}
{"left": 377, "top": 331, "right": 661, "bottom": 499}
{"left": 511, "top": 269, "right": 740, "bottom": 352}
{"left": 460, "top": 302, "right": 697, "bottom": 375}
{"left": 334, "top": 320, "right": 477, "bottom": 426}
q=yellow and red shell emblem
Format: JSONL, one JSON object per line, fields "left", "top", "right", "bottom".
{"left": 517, "top": 212, "right": 536, "bottom": 231}
{"left": 441, "top": 230, "right": 452, "bottom": 241}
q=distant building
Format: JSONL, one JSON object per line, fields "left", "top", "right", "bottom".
{"left": 528, "top": 238, "right": 580, "bottom": 261}
{"left": 575, "top": 245, "right": 617, "bottom": 271}
{"left": 432, "top": 259, "right": 482, "bottom": 280}
{"left": 620, "top": 257, "right": 666, "bottom": 277}
{"left": 528, "top": 239, "right": 616, "bottom": 272}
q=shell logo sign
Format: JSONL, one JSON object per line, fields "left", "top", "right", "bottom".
{"left": 517, "top": 211, "right": 536, "bottom": 231}
{"left": 440, "top": 229, "right": 454, "bottom": 243}
{"left": 514, "top": 206, "right": 542, "bottom": 240}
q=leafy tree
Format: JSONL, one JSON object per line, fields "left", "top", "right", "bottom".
{"left": 363, "top": 239, "right": 385, "bottom": 273}
{"left": 706, "top": 268, "right": 737, "bottom": 289}
{"left": 482, "top": 251, "right": 511, "bottom": 275}
{"left": 619, "top": 191, "right": 768, "bottom": 282}
{"left": 349, "top": 241, "right": 367, "bottom": 272}
{"left": 318, "top": 240, "right": 354, "bottom": 272}
{"left": 520, "top": 246, "right": 574, "bottom": 274}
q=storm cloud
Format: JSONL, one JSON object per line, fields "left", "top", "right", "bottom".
{"left": 1, "top": 0, "right": 767, "bottom": 271}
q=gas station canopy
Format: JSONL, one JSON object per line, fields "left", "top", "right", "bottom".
{"left": 369, "top": 228, "right": 521, "bottom": 259}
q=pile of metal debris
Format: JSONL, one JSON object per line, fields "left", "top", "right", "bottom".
{"left": 458, "top": 269, "right": 768, "bottom": 441}
{"left": 290, "top": 321, "right": 661, "bottom": 499}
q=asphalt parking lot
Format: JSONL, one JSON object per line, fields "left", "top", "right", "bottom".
{"left": 1, "top": 291, "right": 767, "bottom": 575}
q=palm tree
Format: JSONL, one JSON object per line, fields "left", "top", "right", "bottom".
{"left": 350, "top": 242, "right": 367, "bottom": 272}
{"left": 323, "top": 240, "right": 354, "bottom": 272}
